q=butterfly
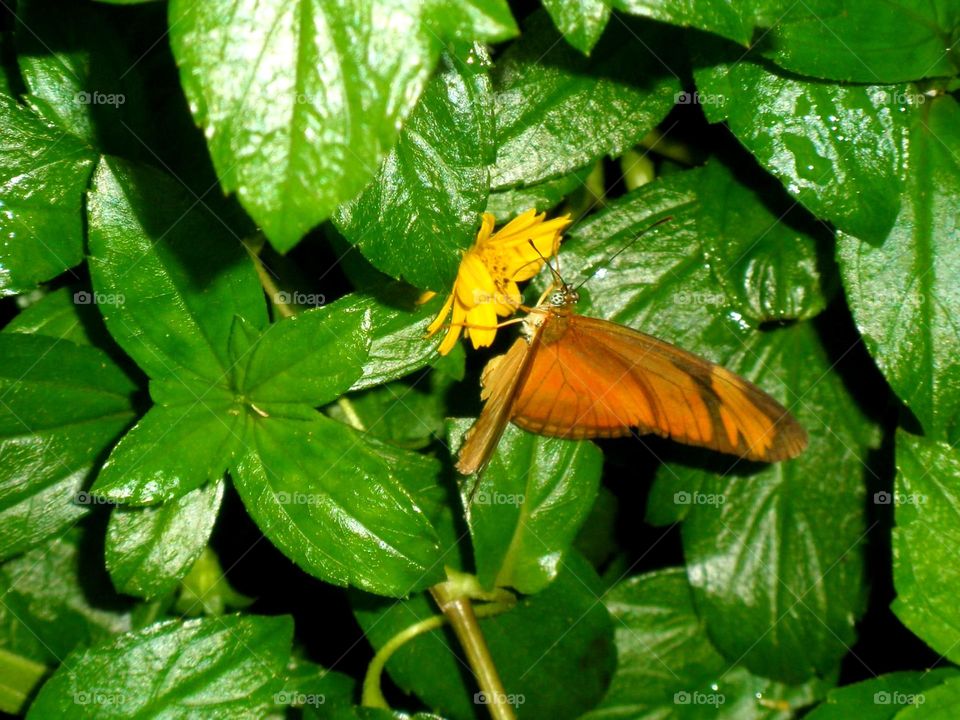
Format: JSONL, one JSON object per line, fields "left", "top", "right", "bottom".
{"left": 456, "top": 280, "right": 808, "bottom": 476}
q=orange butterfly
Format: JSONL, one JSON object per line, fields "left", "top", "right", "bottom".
{"left": 457, "top": 282, "right": 808, "bottom": 475}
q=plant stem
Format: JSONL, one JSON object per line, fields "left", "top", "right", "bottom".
{"left": 361, "top": 614, "right": 447, "bottom": 709}
{"left": 430, "top": 582, "right": 516, "bottom": 720}
{"left": 242, "top": 235, "right": 296, "bottom": 318}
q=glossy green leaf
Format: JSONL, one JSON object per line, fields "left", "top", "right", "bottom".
{"left": 449, "top": 420, "right": 602, "bottom": 594}
{"left": 838, "top": 95, "right": 960, "bottom": 443}
{"left": 695, "top": 51, "right": 913, "bottom": 243}
{"left": 542, "top": 0, "right": 611, "bottom": 55}
{"left": 0, "top": 528, "right": 135, "bottom": 667}
{"left": 239, "top": 305, "right": 370, "bottom": 407}
{"left": 339, "top": 291, "right": 448, "bottom": 391}
{"left": 15, "top": 0, "right": 149, "bottom": 151}
{"left": 891, "top": 430, "right": 960, "bottom": 665}
{"left": 27, "top": 614, "right": 293, "bottom": 719}
{"left": 761, "top": 1, "right": 960, "bottom": 83}
{"left": 231, "top": 414, "right": 443, "bottom": 596}
{"left": 105, "top": 479, "right": 224, "bottom": 598}
{"left": 695, "top": 159, "right": 831, "bottom": 323}
{"left": 609, "top": 0, "right": 763, "bottom": 44}
{"left": 334, "top": 50, "right": 493, "bottom": 291}
{"left": 87, "top": 156, "right": 266, "bottom": 384}
{"left": 889, "top": 675, "right": 960, "bottom": 719}
{"left": 168, "top": 0, "right": 516, "bottom": 252}
{"left": 0, "top": 334, "right": 137, "bottom": 559}
{"left": 805, "top": 670, "right": 958, "bottom": 720}
{"left": 484, "top": 168, "right": 588, "bottom": 223}
{"left": 279, "top": 657, "right": 356, "bottom": 713}
{"left": 352, "top": 553, "right": 615, "bottom": 720}
{"left": 0, "top": 93, "right": 96, "bottom": 295}
{"left": 4, "top": 286, "right": 116, "bottom": 348}
{"left": 491, "top": 10, "right": 681, "bottom": 189}
{"left": 91, "top": 401, "right": 241, "bottom": 505}
{"left": 583, "top": 569, "right": 826, "bottom": 720}
{"left": 556, "top": 172, "right": 876, "bottom": 681}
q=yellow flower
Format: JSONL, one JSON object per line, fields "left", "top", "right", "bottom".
{"left": 424, "top": 209, "right": 572, "bottom": 355}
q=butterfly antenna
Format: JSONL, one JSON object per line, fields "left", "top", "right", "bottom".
{"left": 527, "top": 239, "right": 568, "bottom": 291}
{"left": 572, "top": 215, "right": 673, "bottom": 292}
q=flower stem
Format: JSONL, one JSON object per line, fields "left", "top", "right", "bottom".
{"left": 361, "top": 614, "right": 447, "bottom": 709}
{"left": 430, "top": 580, "right": 516, "bottom": 720}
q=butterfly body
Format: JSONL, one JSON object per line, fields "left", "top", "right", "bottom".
{"left": 457, "top": 285, "right": 807, "bottom": 475}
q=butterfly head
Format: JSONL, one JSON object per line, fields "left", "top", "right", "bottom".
{"left": 546, "top": 284, "right": 579, "bottom": 309}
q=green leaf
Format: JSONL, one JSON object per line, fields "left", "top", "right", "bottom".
{"left": 27, "top": 614, "right": 293, "bottom": 719}
{"left": 87, "top": 156, "right": 266, "bottom": 383}
{"left": 174, "top": 547, "right": 253, "bottom": 616}
{"left": 239, "top": 305, "right": 370, "bottom": 407}
{"left": 14, "top": 0, "right": 149, "bottom": 151}
{"left": 0, "top": 334, "right": 137, "bottom": 559}
{"left": 805, "top": 670, "right": 958, "bottom": 719}
{"left": 4, "top": 286, "right": 116, "bottom": 348}
{"left": 695, "top": 49, "right": 913, "bottom": 244}
{"left": 91, "top": 402, "right": 241, "bottom": 505}
{"left": 582, "top": 569, "right": 827, "bottom": 720}
{"left": 556, "top": 172, "right": 877, "bottom": 681}
{"left": 449, "top": 420, "right": 602, "bottom": 594}
{"left": 0, "top": 528, "right": 135, "bottom": 667}
{"left": 338, "top": 291, "right": 448, "bottom": 391}
{"left": 761, "top": 2, "right": 960, "bottom": 84}
{"left": 105, "top": 479, "right": 224, "bottom": 599}
{"left": 491, "top": 10, "right": 681, "bottom": 189}
{"left": 609, "top": 0, "right": 761, "bottom": 45}
{"left": 542, "top": 0, "right": 611, "bottom": 55}
{"left": 334, "top": 50, "right": 494, "bottom": 291}
{"left": 352, "top": 552, "right": 615, "bottom": 720}
{"left": 891, "top": 430, "right": 960, "bottom": 665}
{"left": 889, "top": 675, "right": 960, "bottom": 719}
{"left": 168, "top": 0, "right": 516, "bottom": 252}
{"left": 484, "top": 168, "right": 588, "bottom": 223}
{"left": 695, "top": 159, "right": 831, "bottom": 323}
{"left": 838, "top": 95, "right": 960, "bottom": 443}
{"left": 279, "top": 657, "right": 356, "bottom": 712}
{"left": 231, "top": 414, "right": 443, "bottom": 596}
{"left": 0, "top": 648, "right": 47, "bottom": 716}
{"left": 0, "top": 93, "right": 96, "bottom": 295}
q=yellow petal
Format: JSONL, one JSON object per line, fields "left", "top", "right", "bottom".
{"left": 437, "top": 300, "right": 467, "bottom": 355}
{"left": 456, "top": 252, "right": 496, "bottom": 308}
{"left": 475, "top": 212, "right": 496, "bottom": 245}
{"left": 425, "top": 292, "right": 455, "bottom": 337}
{"left": 494, "top": 280, "right": 522, "bottom": 316}
{"left": 417, "top": 290, "right": 437, "bottom": 305}
{"left": 466, "top": 301, "right": 498, "bottom": 348}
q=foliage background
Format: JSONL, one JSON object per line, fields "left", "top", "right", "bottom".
{"left": 0, "top": 0, "right": 959, "bottom": 718}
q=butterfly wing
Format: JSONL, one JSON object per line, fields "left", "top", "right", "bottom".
{"left": 456, "top": 334, "right": 538, "bottom": 475}
{"left": 509, "top": 314, "right": 807, "bottom": 461}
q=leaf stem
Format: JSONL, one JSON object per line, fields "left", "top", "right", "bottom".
{"left": 242, "top": 235, "right": 296, "bottom": 318}
{"left": 361, "top": 614, "right": 447, "bottom": 709}
{"left": 430, "top": 578, "right": 516, "bottom": 720}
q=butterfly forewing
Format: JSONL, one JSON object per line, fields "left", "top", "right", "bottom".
{"left": 457, "top": 310, "right": 807, "bottom": 472}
